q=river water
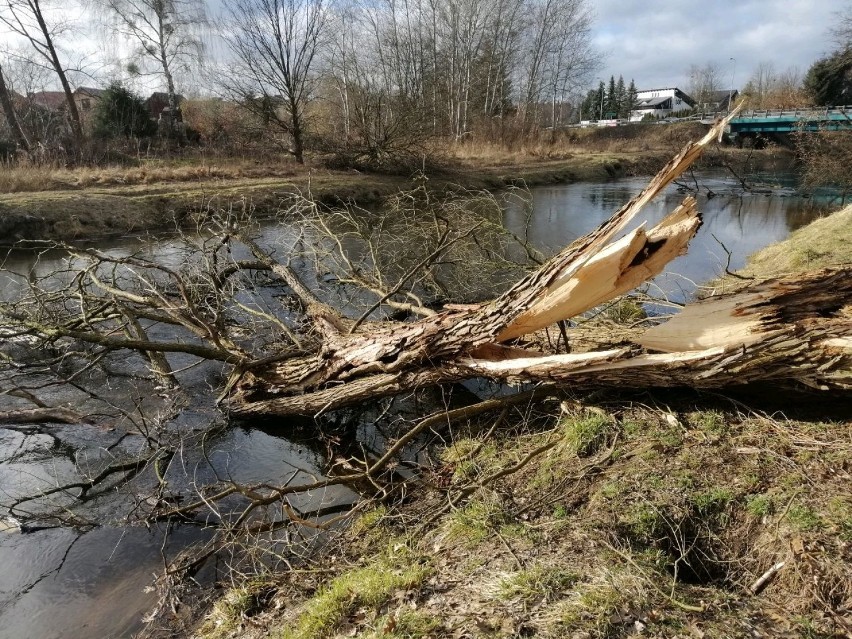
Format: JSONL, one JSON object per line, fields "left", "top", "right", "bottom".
{"left": 0, "top": 170, "right": 836, "bottom": 638}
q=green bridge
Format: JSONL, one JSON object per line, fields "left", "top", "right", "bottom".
{"left": 727, "top": 106, "right": 852, "bottom": 134}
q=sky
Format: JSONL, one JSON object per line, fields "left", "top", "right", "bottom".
{"left": 591, "top": 0, "right": 844, "bottom": 92}
{"left": 0, "top": 0, "right": 846, "bottom": 97}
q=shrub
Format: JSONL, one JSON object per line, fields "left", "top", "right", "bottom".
{"left": 93, "top": 83, "right": 156, "bottom": 139}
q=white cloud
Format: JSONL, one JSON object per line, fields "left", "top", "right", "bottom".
{"left": 591, "top": 0, "right": 838, "bottom": 91}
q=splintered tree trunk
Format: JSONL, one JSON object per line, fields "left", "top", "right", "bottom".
{"left": 227, "top": 111, "right": 852, "bottom": 417}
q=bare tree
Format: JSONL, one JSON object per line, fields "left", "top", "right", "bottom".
{"left": 532, "top": 0, "right": 595, "bottom": 130}
{"left": 687, "top": 62, "right": 722, "bottom": 109}
{"left": 0, "top": 61, "right": 30, "bottom": 150}
{"left": 325, "top": 1, "right": 431, "bottom": 165}
{"left": 742, "top": 61, "right": 776, "bottom": 109}
{"left": 221, "top": 0, "right": 328, "bottom": 163}
{"left": 1, "top": 51, "right": 68, "bottom": 144}
{"left": 831, "top": 2, "right": 852, "bottom": 49}
{"left": 773, "top": 66, "right": 805, "bottom": 107}
{"left": 2, "top": 114, "right": 848, "bottom": 425}
{"left": 0, "top": 0, "right": 84, "bottom": 144}
{"left": 99, "top": 0, "right": 206, "bottom": 133}
{"left": 322, "top": 0, "right": 598, "bottom": 146}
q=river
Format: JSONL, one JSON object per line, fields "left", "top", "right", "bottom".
{"left": 0, "top": 170, "right": 836, "bottom": 638}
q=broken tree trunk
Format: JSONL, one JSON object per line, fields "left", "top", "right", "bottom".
{"left": 227, "top": 110, "right": 851, "bottom": 417}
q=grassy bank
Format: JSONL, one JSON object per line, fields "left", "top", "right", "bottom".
{"left": 195, "top": 396, "right": 851, "bottom": 639}
{"left": 0, "top": 121, "right": 794, "bottom": 244}
{"left": 0, "top": 155, "right": 636, "bottom": 244}
{"left": 185, "top": 206, "right": 850, "bottom": 639}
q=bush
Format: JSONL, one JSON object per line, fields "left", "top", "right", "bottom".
{"left": 93, "top": 83, "right": 156, "bottom": 139}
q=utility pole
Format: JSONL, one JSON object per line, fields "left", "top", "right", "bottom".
{"left": 728, "top": 57, "right": 736, "bottom": 112}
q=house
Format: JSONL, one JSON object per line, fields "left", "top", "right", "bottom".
{"left": 145, "top": 92, "right": 185, "bottom": 120}
{"left": 73, "top": 87, "right": 106, "bottom": 114}
{"left": 27, "top": 87, "right": 106, "bottom": 115}
{"left": 630, "top": 87, "right": 695, "bottom": 121}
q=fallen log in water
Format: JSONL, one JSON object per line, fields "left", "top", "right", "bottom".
{"left": 227, "top": 109, "right": 851, "bottom": 417}
{"left": 2, "top": 105, "right": 848, "bottom": 421}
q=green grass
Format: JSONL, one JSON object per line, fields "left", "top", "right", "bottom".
{"left": 445, "top": 497, "right": 510, "bottom": 546}
{"left": 745, "top": 494, "right": 774, "bottom": 519}
{"left": 691, "top": 487, "right": 734, "bottom": 516}
{"left": 786, "top": 504, "right": 823, "bottom": 532}
{"left": 688, "top": 410, "right": 728, "bottom": 435}
{"left": 280, "top": 545, "right": 431, "bottom": 639}
{"left": 562, "top": 413, "right": 613, "bottom": 457}
{"left": 363, "top": 610, "right": 442, "bottom": 638}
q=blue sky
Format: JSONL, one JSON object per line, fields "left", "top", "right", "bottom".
{"left": 591, "top": 0, "right": 844, "bottom": 92}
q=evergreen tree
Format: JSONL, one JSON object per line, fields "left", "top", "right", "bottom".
{"left": 605, "top": 75, "right": 617, "bottom": 118}
{"left": 615, "top": 75, "right": 625, "bottom": 118}
{"left": 582, "top": 76, "right": 639, "bottom": 121}
{"left": 93, "top": 83, "right": 156, "bottom": 138}
{"left": 587, "top": 81, "right": 605, "bottom": 119}
{"left": 804, "top": 48, "right": 852, "bottom": 105}
{"left": 579, "top": 89, "right": 596, "bottom": 120}
{"left": 626, "top": 79, "right": 638, "bottom": 119}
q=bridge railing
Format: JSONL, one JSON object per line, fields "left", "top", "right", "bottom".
{"left": 668, "top": 106, "right": 852, "bottom": 123}
{"left": 731, "top": 106, "right": 852, "bottom": 120}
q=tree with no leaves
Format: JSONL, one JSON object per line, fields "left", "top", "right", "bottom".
{"left": 99, "top": 0, "right": 205, "bottom": 135}
{"left": 0, "top": 0, "right": 84, "bottom": 144}
{"left": 687, "top": 62, "right": 722, "bottom": 110}
{"left": 1, "top": 113, "right": 848, "bottom": 424}
{"left": 220, "top": 0, "right": 327, "bottom": 163}
{"left": 830, "top": 2, "right": 852, "bottom": 49}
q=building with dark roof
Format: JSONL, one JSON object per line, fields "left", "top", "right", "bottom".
{"left": 630, "top": 87, "right": 695, "bottom": 121}
{"left": 145, "top": 92, "right": 185, "bottom": 119}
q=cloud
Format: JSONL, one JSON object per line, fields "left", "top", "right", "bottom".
{"left": 591, "top": 0, "right": 836, "bottom": 91}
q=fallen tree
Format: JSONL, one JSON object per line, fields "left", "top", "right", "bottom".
{"left": 1, "top": 112, "right": 850, "bottom": 624}
{"left": 1, "top": 109, "right": 849, "bottom": 429}
{"left": 227, "top": 115, "right": 851, "bottom": 417}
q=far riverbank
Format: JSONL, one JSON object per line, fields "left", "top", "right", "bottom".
{"left": 0, "top": 141, "right": 794, "bottom": 244}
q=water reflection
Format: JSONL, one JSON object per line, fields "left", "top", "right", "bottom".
{"left": 0, "top": 524, "right": 204, "bottom": 639}
{"left": 504, "top": 171, "right": 834, "bottom": 302}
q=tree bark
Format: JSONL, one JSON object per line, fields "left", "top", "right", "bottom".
{"left": 228, "top": 264, "right": 851, "bottom": 417}
{"left": 29, "top": 0, "right": 84, "bottom": 145}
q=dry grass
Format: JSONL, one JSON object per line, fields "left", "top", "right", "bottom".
{"left": 0, "top": 157, "right": 303, "bottom": 194}
{"left": 451, "top": 122, "right": 712, "bottom": 165}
